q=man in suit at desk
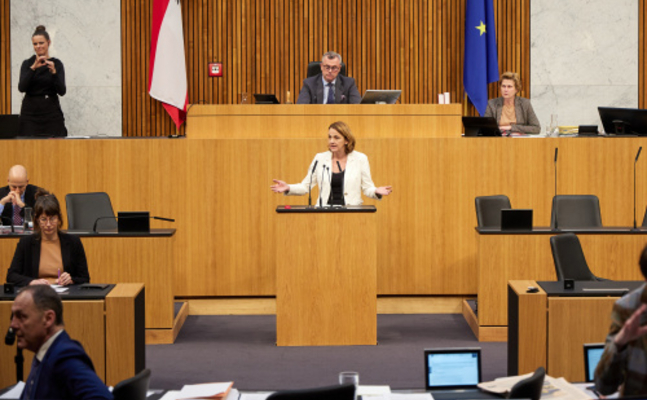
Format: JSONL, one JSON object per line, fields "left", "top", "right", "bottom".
{"left": 10, "top": 285, "right": 113, "bottom": 400}
{"left": 0, "top": 165, "right": 41, "bottom": 226}
{"left": 595, "top": 245, "right": 647, "bottom": 396}
{"left": 297, "top": 51, "right": 361, "bottom": 104}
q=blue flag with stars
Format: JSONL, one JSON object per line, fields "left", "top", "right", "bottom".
{"left": 464, "top": 0, "right": 499, "bottom": 116}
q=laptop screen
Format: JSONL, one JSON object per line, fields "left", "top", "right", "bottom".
{"left": 584, "top": 343, "right": 605, "bottom": 382}
{"left": 424, "top": 348, "right": 481, "bottom": 390}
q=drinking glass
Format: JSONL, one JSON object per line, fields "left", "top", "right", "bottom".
{"left": 339, "top": 371, "right": 359, "bottom": 400}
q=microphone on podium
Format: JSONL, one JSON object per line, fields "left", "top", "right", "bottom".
{"left": 92, "top": 214, "right": 175, "bottom": 233}
{"left": 553, "top": 148, "right": 559, "bottom": 231}
{"left": 308, "top": 160, "right": 319, "bottom": 208}
{"left": 633, "top": 146, "right": 643, "bottom": 230}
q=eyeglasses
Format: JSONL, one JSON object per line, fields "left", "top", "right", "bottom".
{"left": 38, "top": 216, "right": 59, "bottom": 226}
{"left": 322, "top": 65, "right": 340, "bottom": 72}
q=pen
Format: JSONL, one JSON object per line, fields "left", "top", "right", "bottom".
{"left": 58, "top": 268, "right": 61, "bottom": 285}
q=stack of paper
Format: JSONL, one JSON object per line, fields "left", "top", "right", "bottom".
{"left": 478, "top": 373, "right": 589, "bottom": 400}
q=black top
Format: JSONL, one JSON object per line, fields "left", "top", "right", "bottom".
{"left": 18, "top": 56, "right": 66, "bottom": 97}
{"left": 328, "top": 171, "right": 346, "bottom": 206}
{"left": 6, "top": 231, "right": 90, "bottom": 286}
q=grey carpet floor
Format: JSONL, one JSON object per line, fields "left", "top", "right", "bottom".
{"left": 146, "top": 314, "right": 507, "bottom": 391}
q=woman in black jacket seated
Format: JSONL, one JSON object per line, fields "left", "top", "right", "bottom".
{"left": 6, "top": 190, "right": 89, "bottom": 286}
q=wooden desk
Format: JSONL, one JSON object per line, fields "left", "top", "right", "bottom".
{"left": 507, "top": 280, "right": 642, "bottom": 383}
{"left": 0, "top": 283, "right": 145, "bottom": 388}
{"left": 275, "top": 206, "right": 377, "bottom": 346}
{"left": 0, "top": 230, "right": 175, "bottom": 331}
{"left": 187, "top": 104, "right": 462, "bottom": 139}
{"left": 474, "top": 229, "right": 647, "bottom": 341}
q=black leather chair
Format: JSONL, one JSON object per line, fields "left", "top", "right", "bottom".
{"left": 307, "top": 61, "right": 347, "bottom": 78}
{"left": 508, "top": 366, "right": 545, "bottom": 400}
{"left": 112, "top": 368, "right": 151, "bottom": 400}
{"left": 266, "top": 384, "right": 355, "bottom": 400}
{"left": 475, "top": 195, "right": 512, "bottom": 229}
{"left": 550, "top": 195, "right": 602, "bottom": 229}
{"left": 641, "top": 206, "right": 647, "bottom": 227}
{"left": 550, "top": 233, "right": 608, "bottom": 281}
{"left": 65, "top": 192, "right": 117, "bottom": 231}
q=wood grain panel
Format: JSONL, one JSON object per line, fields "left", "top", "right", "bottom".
{"left": 117, "top": 0, "right": 532, "bottom": 136}
{"left": 276, "top": 212, "right": 377, "bottom": 345}
{"left": 508, "top": 280, "right": 547, "bottom": 375}
{"left": 1, "top": 137, "right": 647, "bottom": 301}
{"left": 106, "top": 283, "right": 143, "bottom": 386}
{"left": 548, "top": 297, "right": 617, "bottom": 382}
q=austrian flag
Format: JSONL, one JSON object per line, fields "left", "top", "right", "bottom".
{"left": 149, "top": 0, "right": 188, "bottom": 129}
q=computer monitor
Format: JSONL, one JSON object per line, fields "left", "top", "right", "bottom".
{"left": 598, "top": 107, "right": 647, "bottom": 135}
{"left": 0, "top": 115, "right": 20, "bottom": 139}
{"left": 360, "top": 90, "right": 401, "bottom": 104}
{"left": 424, "top": 347, "right": 482, "bottom": 390}
{"left": 583, "top": 343, "right": 604, "bottom": 382}
{"left": 117, "top": 211, "right": 150, "bottom": 233}
{"left": 253, "top": 94, "right": 280, "bottom": 104}
{"left": 462, "top": 117, "right": 502, "bottom": 137}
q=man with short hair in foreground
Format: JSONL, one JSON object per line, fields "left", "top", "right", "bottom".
{"left": 595, "top": 245, "right": 647, "bottom": 396}
{"left": 10, "top": 285, "right": 113, "bottom": 400}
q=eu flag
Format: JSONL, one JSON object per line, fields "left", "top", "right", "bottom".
{"left": 464, "top": 0, "right": 499, "bottom": 116}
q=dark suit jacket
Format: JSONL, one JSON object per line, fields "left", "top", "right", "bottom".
{"left": 484, "top": 96, "right": 541, "bottom": 134}
{"left": 23, "top": 330, "right": 113, "bottom": 400}
{"left": 0, "top": 184, "right": 40, "bottom": 224}
{"left": 297, "top": 74, "right": 362, "bottom": 104}
{"left": 6, "top": 232, "right": 90, "bottom": 286}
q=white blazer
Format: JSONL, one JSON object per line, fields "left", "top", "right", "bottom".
{"left": 286, "top": 151, "right": 380, "bottom": 206}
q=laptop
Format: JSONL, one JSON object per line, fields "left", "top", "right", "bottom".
{"left": 117, "top": 211, "right": 150, "bottom": 233}
{"left": 0, "top": 115, "right": 20, "bottom": 139}
{"left": 501, "top": 209, "right": 533, "bottom": 231}
{"left": 253, "top": 94, "right": 280, "bottom": 104}
{"left": 360, "top": 90, "right": 401, "bottom": 104}
{"left": 584, "top": 343, "right": 604, "bottom": 383}
{"left": 462, "top": 117, "right": 501, "bottom": 137}
{"left": 425, "top": 348, "right": 482, "bottom": 396}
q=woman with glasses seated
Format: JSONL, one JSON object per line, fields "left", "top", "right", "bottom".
{"left": 6, "top": 189, "right": 89, "bottom": 286}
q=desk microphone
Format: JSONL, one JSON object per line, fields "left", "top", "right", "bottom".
{"left": 0, "top": 216, "right": 15, "bottom": 234}
{"left": 634, "top": 146, "right": 643, "bottom": 230}
{"left": 553, "top": 148, "right": 559, "bottom": 231}
{"left": 5, "top": 313, "right": 15, "bottom": 346}
{"left": 308, "top": 161, "right": 319, "bottom": 208}
{"left": 337, "top": 161, "right": 345, "bottom": 205}
{"left": 91, "top": 215, "right": 175, "bottom": 233}
{"left": 318, "top": 164, "right": 327, "bottom": 208}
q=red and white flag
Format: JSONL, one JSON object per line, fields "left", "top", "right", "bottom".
{"left": 149, "top": 0, "right": 188, "bottom": 130}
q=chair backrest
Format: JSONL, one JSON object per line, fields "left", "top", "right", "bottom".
{"left": 65, "top": 192, "right": 117, "bottom": 231}
{"left": 475, "top": 195, "right": 512, "bottom": 228}
{"left": 551, "top": 195, "right": 602, "bottom": 229}
{"left": 307, "top": 61, "right": 347, "bottom": 78}
{"left": 508, "top": 366, "right": 545, "bottom": 400}
{"left": 550, "top": 233, "right": 597, "bottom": 281}
{"left": 266, "top": 384, "right": 355, "bottom": 400}
{"left": 642, "top": 205, "right": 647, "bottom": 227}
{"left": 112, "top": 368, "right": 151, "bottom": 400}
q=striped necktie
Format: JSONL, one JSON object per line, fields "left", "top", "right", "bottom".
{"left": 326, "top": 82, "right": 335, "bottom": 104}
{"left": 13, "top": 204, "right": 22, "bottom": 226}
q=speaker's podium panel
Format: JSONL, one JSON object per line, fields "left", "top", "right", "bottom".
{"left": 275, "top": 206, "right": 377, "bottom": 346}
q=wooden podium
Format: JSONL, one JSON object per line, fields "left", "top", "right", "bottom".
{"left": 275, "top": 206, "right": 377, "bottom": 346}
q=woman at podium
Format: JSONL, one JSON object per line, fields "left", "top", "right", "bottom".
{"left": 271, "top": 121, "right": 392, "bottom": 206}
{"left": 6, "top": 190, "right": 90, "bottom": 286}
{"left": 484, "top": 71, "right": 540, "bottom": 134}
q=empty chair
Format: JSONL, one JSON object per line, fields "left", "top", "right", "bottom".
{"left": 65, "top": 192, "right": 117, "bottom": 231}
{"left": 266, "top": 384, "right": 355, "bottom": 400}
{"left": 112, "top": 369, "right": 151, "bottom": 400}
{"left": 475, "top": 195, "right": 512, "bottom": 229}
{"left": 307, "top": 61, "right": 347, "bottom": 78}
{"left": 550, "top": 233, "right": 608, "bottom": 281}
{"left": 551, "top": 195, "right": 602, "bottom": 229}
{"left": 508, "top": 366, "right": 545, "bottom": 400}
{"left": 642, "top": 206, "right": 647, "bottom": 227}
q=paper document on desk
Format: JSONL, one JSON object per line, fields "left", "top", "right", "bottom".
{"left": 0, "top": 381, "right": 25, "bottom": 398}
{"left": 357, "top": 385, "right": 391, "bottom": 396}
{"left": 478, "top": 374, "right": 589, "bottom": 399}
{"left": 238, "top": 392, "right": 272, "bottom": 400}
{"left": 177, "top": 382, "right": 234, "bottom": 399}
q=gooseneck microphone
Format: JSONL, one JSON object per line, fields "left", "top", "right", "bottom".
{"left": 92, "top": 215, "right": 175, "bottom": 233}
{"left": 0, "top": 216, "right": 15, "bottom": 233}
{"left": 337, "top": 161, "right": 345, "bottom": 206}
{"left": 4, "top": 315, "right": 15, "bottom": 346}
{"left": 318, "top": 164, "right": 326, "bottom": 208}
{"left": 308, "top": 160, "right": 319, "bottom": 208}
{"left": 634, "top": 146, "right": 643, "bottom": 230}
{"left": 554, "top": 148, "right": 559, "bottom": 231}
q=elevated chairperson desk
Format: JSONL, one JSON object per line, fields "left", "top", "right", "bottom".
{"left": 187, "top": 104, "right": 462, "bottom": 139}
{"left": 0, "top": 283, "right": 145, "bottom": 388}
{"left": 0, "top": 229, "right": 177, "bottom": 343}
{"left": 471, "top": 227, "right": 647, "bottom": 342}
{"left": 507, "top": 279, "right": 643, "bottom": 383}
{"left": 275, "top": 205, "right": 377, "bottom": 346}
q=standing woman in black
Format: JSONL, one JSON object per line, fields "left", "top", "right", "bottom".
{"left": 18, "top": 25, "right": 67, "bottom": 137}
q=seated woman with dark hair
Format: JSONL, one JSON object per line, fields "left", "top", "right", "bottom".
{"left": 6, "top": 189, "right": 89, "bottom": 286}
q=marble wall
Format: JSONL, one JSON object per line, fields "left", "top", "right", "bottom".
{"left": 11, "top": 0, "right": 122, "bottom": 136}
{"left": 531, "top": 0, "right": 638, "bottom": 132}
